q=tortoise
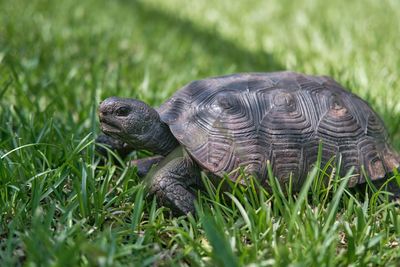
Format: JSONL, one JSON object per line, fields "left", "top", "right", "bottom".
{"left": 97, "top": 71, "right": 400, "bottom": 215}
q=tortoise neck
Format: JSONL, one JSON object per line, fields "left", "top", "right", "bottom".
{"left": 141, "top": 120, "right": 179, "bottom": 156}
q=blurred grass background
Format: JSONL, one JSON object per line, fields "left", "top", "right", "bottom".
{"left": 0, "top": 0, "right": 400, "bottom": 266}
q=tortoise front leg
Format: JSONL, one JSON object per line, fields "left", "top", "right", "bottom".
{"left": 96, "top": 134, "right": 165, "bottom": 176}
{"left": 148, "top": 156, "right": 201, "bottom": 215}
{"left": 95, "top": 134, "right": 135, "bottom": 159}
{"left": 129, "top": 155, "right": 164, "bottom": 177}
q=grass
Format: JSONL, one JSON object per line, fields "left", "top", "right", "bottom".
{"left": 0, "top": 0, "right": 400, "bottom": 265}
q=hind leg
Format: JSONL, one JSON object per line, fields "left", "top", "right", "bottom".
{"left": 372, "top": 177, "right": 400, "bottom": 200}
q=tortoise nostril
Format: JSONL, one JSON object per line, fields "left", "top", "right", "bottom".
{"left": 99, "top": 108, "right": 109, "bottom": 118}
{"left": 99, "top": 103, "right": 109, "bottom": 116}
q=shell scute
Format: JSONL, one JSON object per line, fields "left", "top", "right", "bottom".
{"left": 158, "top": 72, "right": 400, "bottom": 187}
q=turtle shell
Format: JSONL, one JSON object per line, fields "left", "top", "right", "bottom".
{"left": 158, "top": 72, "right": 400, "bottom": 189}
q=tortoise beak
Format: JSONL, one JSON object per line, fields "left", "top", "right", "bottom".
{"left": 99, "top": 110, "right": 121, "bottom": 135}
{"left": 100, "top": 121, "right": 121, "bottom": 135}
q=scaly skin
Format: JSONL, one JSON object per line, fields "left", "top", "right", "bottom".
{"left": 130, "top": 155, "right": 165, "bottom": 177}
{"left": 95, "top": 134, "right": 135, "bottom": 159}
{"left": 96, "top": 134, "right": 165, "bottom": 177}
{"left": 98, "top": 97, "right": 179, "bottom": 156}
{"left": 147, "top": 156, "right": 201, "bottom": 215}
{"left": 98, "top": 97, "right": 201, "bottom": 215}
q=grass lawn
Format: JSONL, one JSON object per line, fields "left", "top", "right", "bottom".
{"left": 1, "top": 0, "right": 400, "bottom": 265}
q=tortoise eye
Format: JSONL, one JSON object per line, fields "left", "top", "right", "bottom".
{"left": 115, "top": 106, "right": 131, "bottom": 117}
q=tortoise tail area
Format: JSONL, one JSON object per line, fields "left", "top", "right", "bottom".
{"left": 369, "top": 168, "right": 400, "bottom": 200}
{"left": 383, "top": 145, "right": 400, "bottom": 199}
{"left": 368, "top": 145, "right": 400, "bottom": 200}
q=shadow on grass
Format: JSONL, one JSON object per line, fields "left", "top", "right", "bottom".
{"left": 119, "top": 0, "right": 284, "bottom": 73}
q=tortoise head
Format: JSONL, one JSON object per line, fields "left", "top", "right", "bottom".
{"left": 98, "top": 97, "right": 159, "bottom": 147}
